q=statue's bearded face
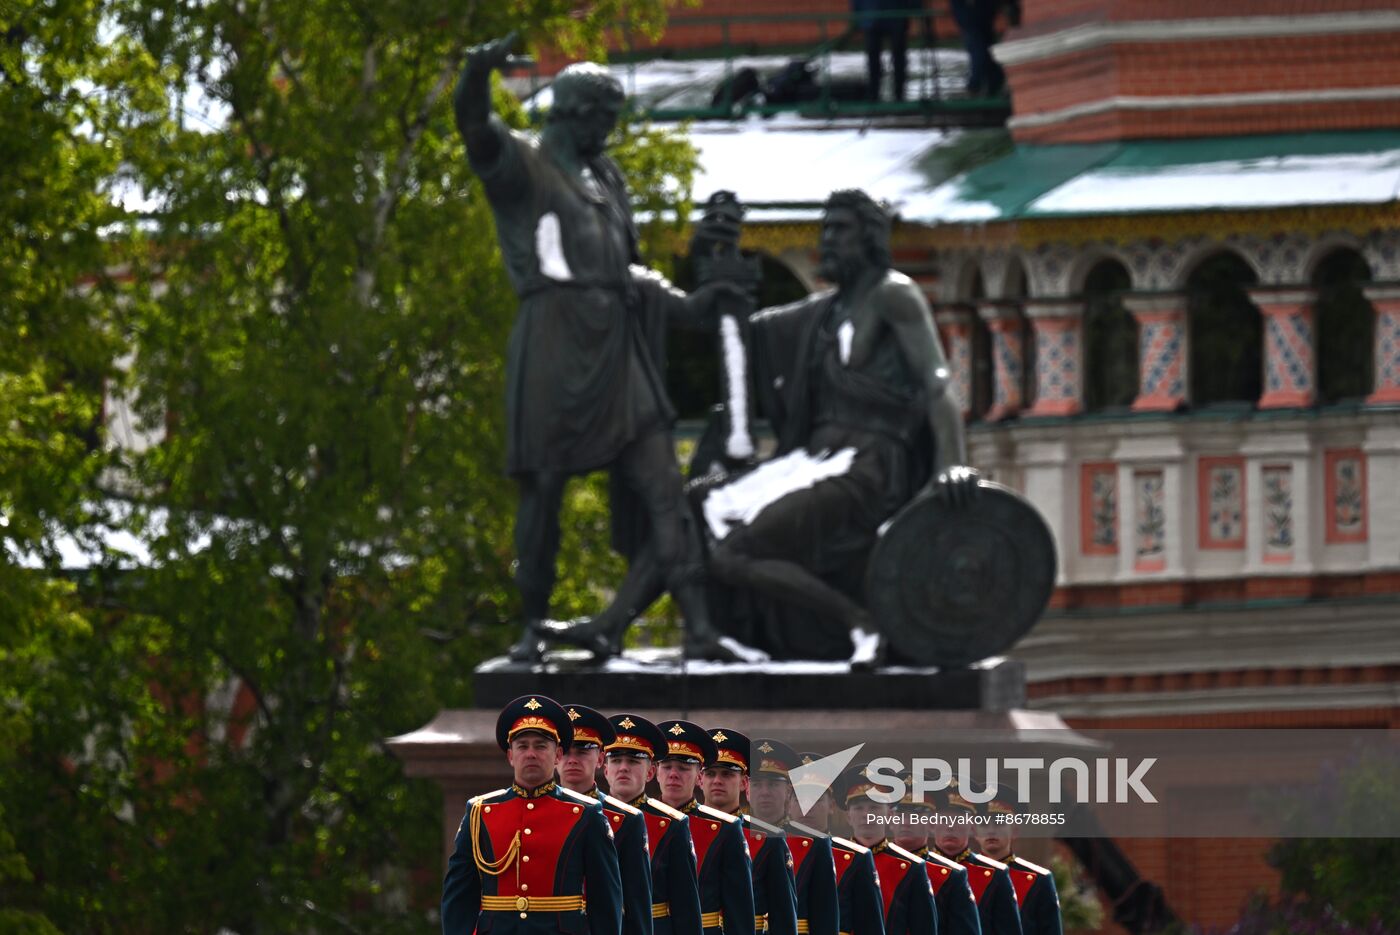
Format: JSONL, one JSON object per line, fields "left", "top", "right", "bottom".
{"left": 818, "top": 207, "right": 868, "bottom": 285}
{"left": 570, "top": 100, "right": 621, "bottom": 157}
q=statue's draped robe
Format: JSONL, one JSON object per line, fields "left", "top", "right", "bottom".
{"left": 472, "top": 119, "right": 675, "bottom": 479}
{"left": 471, "top": 118, "right": 692, "bottom": 555}
{"left": 702, "top": 287, "right": 935, "bottom": 660}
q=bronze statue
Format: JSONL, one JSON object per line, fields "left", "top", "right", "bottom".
{"left": 561, "top": 190, "right": 983, "bottom": 668}
{"left": 701, "top": 189, "right": 978, "bottom": 668}
{"left": 454, "top": 34, "right": 748, "bottom": 662}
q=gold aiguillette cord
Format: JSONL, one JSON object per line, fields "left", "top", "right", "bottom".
{"left": 469, "top": 799, "right": 521, "bottom": 879}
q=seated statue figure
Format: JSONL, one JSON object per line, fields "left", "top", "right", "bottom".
{"left": 699, "top": 189, "right": 976, "bottom": 667}
{"left": 559, "top": 189, "right": 976, "bottom": 667}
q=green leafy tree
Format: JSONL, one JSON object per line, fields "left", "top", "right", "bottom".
{"left": 0, "top": 0, "right": 133, "bottom": 929}
{"left": 1162, "top": 750, "right": 1400, "bottom": 934}
{"left": 1049, "top": 854, "right": 1105, "bottom": 933}
{"left": 2, "top": 0, "right": 697, "bottom": 930}
{"left": 1257, "top": 749, "right": 1400, "bottom": 932}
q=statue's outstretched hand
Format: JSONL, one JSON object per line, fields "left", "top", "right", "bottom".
{"left": 932, "top": 465, "right": 980, "bottom": 508}
{"left": 467, "top": 31, "right": 519, "bottom": 75}
{"left": 684, "top": 280, "right": 754, "bottom": 323}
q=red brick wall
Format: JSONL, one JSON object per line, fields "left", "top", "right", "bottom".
{"left": 1019, "top": 0, "right": 1400, "bottom": 31}
{"left": 1047, "top": 571, "right": 1400, "bottom": 613}
{"left": 537, "top": 0, "right": 954, "bottom": 76}
{"left": 1097, "top": 838, "right": 1279, "bottom": 932}
{"left": 1015, "top": 101, "right": 1400, "bottom": 143}
{"left": 1009, "top": 34, "right": 1400, "bottom": 115}
{"left": 1004, "top": 2, "right": 1400, "bottom": 142}
{"left": 1062, "top": 707, "right": 1399, "bottom": 730}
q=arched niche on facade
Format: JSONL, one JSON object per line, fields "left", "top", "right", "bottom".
{"left": 1080, "top": 258, "right": 1137, "bottom": 412}
{"left": 1311, "top": 247, "right": 1374, "bottom": 405}
{"left": 1186, "top": 250, "right": 1262, "bottom": 408}
{"left": 968, "top": 270, "right": 994, "bottom": 421}
{"left": 948, "top": 254, "right": 982, "bottom": 304}
{"left": 667, "top": 248, "right": 811, "bottom": 420}
{"left": 1007, "top": 259, "right": 1036, "bottom": 412}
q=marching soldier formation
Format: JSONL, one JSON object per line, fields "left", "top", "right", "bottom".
{"left": 559, "top": 704, "right": 655, "bottom": 935}
{"left": 655, "top": 719, "right": 756, "bottom": 935}
{"left": 444, "top": 697, "right": 1063, "bottom": 935}
{"left": 891, "top": 774, "right": 982, "bottom": 935}
{"left": 704, "top": 728, "right": 800, "bottom": 935}
{"left": 930, "top": 782, "right": 1022, "bottom": 935}
{"left": 758, "top": 743, "right": 838, "bottom": 935}
{"left": 835, "top": 764, "right": 940, "bottom": 935}
{"left": 975, "top": 786, "right": 1062, "bottom": 935}
{"left": 604, "top": 713, "right": 704, "bottom": 935}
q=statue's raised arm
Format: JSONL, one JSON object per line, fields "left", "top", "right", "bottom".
{"left": 452, "top": 31, "right": 519, "bottom": 170}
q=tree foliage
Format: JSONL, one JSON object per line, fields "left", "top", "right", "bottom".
{"left": 1048, "top": 854, "right": 1104, "bottom": 934}
{"left": 1, "top": 0, "right": 697, "bottom": 930}
{"left": 1256, "top": 750, "right": 1400, "bottom": 933}
{"left": 1, "top": 0, "right": 127, "bottom": 930}
{"left": 1173, "top": 750, "right": 1400, "bottom": 934}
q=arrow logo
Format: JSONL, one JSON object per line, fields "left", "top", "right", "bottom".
{"left": 788, "top": 743, "right": 865, "bottom": 815}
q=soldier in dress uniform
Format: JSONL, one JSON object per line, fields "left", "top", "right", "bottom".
{"left": 605, "top": 714, "right": 705, "bottom": 935}
{"left": 974, "top": 786, "right": 1061, "bottom": 935}
{"left": 655, "top": 719, "right": 756, "bottom": 935}
{"left": 929, "top": 783, "right": 1021, "bottom": 935}
{"left": 559, "top": 704, "right": 654, "bottom": 935}
{"left": 754, "top": 741, "right": 839, "bottom": 935}
{"left": 794, "top": 753, "right": 885, "bottom": 935}
{"left": 835, "top": 764, "right": 938, "bottom": 935}
{"left": 704, "top": 729, "right": 799, "bottom": 935}
{"left": 889, "top": 775, "right": 981, "bottom": 935}
{"left": 442, "top": 695, "right": 623, "bottom": 935}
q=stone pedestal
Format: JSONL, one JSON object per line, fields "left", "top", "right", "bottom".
{"left": 471, "top": 651, "right": 1026, "bottom": 710}
{"left": 388, "top": 652, "right": 1065, "bottom": 863}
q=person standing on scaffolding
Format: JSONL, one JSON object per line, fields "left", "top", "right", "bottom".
{"left": 853, "top": 0, "right": 916, "bottom": 102}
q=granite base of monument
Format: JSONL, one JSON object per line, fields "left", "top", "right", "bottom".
{"left": 471, "top": 648, "right": 1027, "bottom": 710}
{"left": 387, "top": 648, "right": 1084, "bottom": 862}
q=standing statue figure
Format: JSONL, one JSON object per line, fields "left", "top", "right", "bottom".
{"left": 454, "top": 34, "right": 747, "bottom": 662}
{"left": 560, "top": 189, "right": 979, "bottom": 668}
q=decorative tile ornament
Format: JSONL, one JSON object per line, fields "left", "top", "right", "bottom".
{"left": 1127, "top": 296, "right": 1187, "bottom": 412}
{"left": 1197, "top": 457, "right": 1246, "bottom": 550}
{"left": 935, "top": 309, "right": 975, "bottom": 418}
{"left": 1325, "top": 449, "right": 1368, "bottom": 544}
{"left": 1133, "top": 470, "right": 1167, "bottom": 572}
{"left": 985, "top": 316, "right": 1024, "bottom": 421}
{"left": 1261, "top": 464, "right": 1294, "bottom": 563}
{"left": 1027, "top": 311, "right": 1082, "bottom": 416}
{"left": 1367, "top": 293, "right": 1400, "bottom": 405}
{"left": 1253, "top": 291, "right": 1316, "bottom": 409}
{"left": 1079, "top": 462, "right": 1118, "bottom": 556}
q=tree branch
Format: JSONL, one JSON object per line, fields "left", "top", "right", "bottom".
{"left": 211, "top": 644, "right": 276, "bottom": 729}
{"left": 355, "top": 39, "right": 469, "bottom": 308}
